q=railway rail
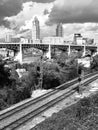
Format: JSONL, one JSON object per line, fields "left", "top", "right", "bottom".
{"left": 0, "top": 72, "right": 98, "bottom": 130}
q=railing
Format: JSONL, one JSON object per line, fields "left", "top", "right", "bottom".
{"left": 0, "top": 42, "right": 97, "bottom": 47}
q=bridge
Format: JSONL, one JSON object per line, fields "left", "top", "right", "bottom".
{"left": 0, "top": 42, "right": 98, "bottom": 63}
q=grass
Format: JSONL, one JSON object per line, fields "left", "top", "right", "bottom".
{"left": 32, "top": 92, "right": 98, "bottom": 130}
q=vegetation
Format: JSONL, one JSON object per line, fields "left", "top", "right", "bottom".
{"left": 42, "top": 62, "right": 63, "bottom": 89}
{"left": 0, "top": 51, "right": 97, "bottom": 110}
{"left": 91, "top": 54, "right": 98, "bottom": 71}
{"left": 0, "top": 61, "right": 37, "bottom": 110}
{"left": 33, "top": 92, "right": 98, "bottom": 130}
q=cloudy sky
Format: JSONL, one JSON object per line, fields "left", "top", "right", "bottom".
{"left": 0, "top": 0, "right": 98, "bottom": 40}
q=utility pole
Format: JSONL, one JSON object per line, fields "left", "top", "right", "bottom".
{"left": 39, "top": 56, "right": 43, "bottom": 89}
{"left": 77, "top": 57, "right": 83, "bottom": 95}
{"left": 36, "top": 55, "right": 43, "bottom": 89}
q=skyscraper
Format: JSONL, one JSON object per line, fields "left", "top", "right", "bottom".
{"left": 73, "top": 34, "right": 82, "bottom": 44}
{"left": 56, "top": 23, "right": 63, "bottom": 37}
{"left": 5, "top": 33, "right": 12, "bottom": 42}
{"left": 32, "top": 17, "right": 40, "bottom": 40}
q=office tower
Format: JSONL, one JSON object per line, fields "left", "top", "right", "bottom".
{"left": 5, "top": 33, "right": 12, "bottom": 42}
{"left": 32, "top": 17, "right": 40, "bottom": 40}
{"left": 73, "top": 33, "right": 82, "bottom": 45}
{"left": 56, "top": 23, "right": 63, "bottom": 37}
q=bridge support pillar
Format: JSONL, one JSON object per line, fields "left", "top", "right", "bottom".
{"left": 7, "top": 50, "right": 9, "bottom": 57}
{"left": 19, "top": 44, "right": 22, "bottom": 63}
{"left": 48, "top": 44, "right": 51, "bottom": 59}
{"left": 83, "top": 45, "right": 86, "bottom": 56}
{"left": 13, "top": 51, "right": 16, "bottom": 56}
{"left": 68, "top": 45, "right": 71, "bottom": 56}
{"left": 96, "top": 46, "right": 98, "bottom": 54}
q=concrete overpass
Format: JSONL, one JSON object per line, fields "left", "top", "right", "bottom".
{"left": 0, "top": 42, "right": 97, "bottom": 63}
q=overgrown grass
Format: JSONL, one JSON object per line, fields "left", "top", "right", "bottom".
{"left": 33, "top": 92, "right": 98, "bottom": 130}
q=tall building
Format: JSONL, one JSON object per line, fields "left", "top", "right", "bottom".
{"left": 32, "top": 17, "right": 40, "bottom": 40}
{"left": 56, "top": 23, "right": 63, "bottom": 37}
{"left": 5, "top": 33, "right": 12, "bottom": 42}
{"left": 73, "top": 34, "right": 82, "bottom": 45}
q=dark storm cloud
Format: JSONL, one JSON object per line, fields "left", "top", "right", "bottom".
{"left": 0, "top": 0, "right": 23, "bottom": 27}
{"left": 34, "top": 0, "right": 54, "bottom": 3}
{"left": 0, "top": 0, "right": 55, "bottom": 27}
{"left": 43, "top": 9, "right": 49, "bottom": 15}
{"left": 46, "top": 0, "right": 98, "bottom": 25}
{"left": 25, "top": 0, "right": 55, "bottom": 3}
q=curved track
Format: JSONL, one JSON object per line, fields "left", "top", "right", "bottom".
{"left": 0, "top": 72, "right": 98, "bottom": 130}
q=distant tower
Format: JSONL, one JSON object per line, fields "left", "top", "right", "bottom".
{"left": 56, "top": 23, "right": 63, "bottom": 37}
{"left": 32, "top": 17, "right": 40, "bottom": 40}
{"left": 73, "top": 34, "right": 82, "bottom": 44}
{"left": 5, "top": 33, "right": 12, "bottom": 42}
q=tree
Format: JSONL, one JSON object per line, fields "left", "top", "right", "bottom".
{"left": 54, "top": 52, "right": 68, "bottom": 67}
{"left": 91, "top": 54, "right": 98, "bottom": 71}
{"left": 0, "top": 60, "right": 11, "bottom": 88}
{"left": 0, "top": 99, "right": 8, "bottom": 110}
{"left": 42, "top": 62, "right": 64, "bottom": 89}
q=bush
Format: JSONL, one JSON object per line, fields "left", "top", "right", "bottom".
{"left": 42, "top": 61, "right": 78, "bottom": 89}
{"left": 92, "top": 93, "right": 98, "bottom": 107}
{"left": 91, "top": 54, "right": 98, "bottom": 71}
{"left": 75, "top": 97, "right": 92, "bottom": 120}
{"left": 66, "top": 65, "right": 78, "bottom": 81}
{"left": 42, "top": 63, "right": 62, "bottom": 89}
{"left": 0, "top": 62, "right": 11, "bottom": 88}
{"left": 43, "top": 70, "right": 61, "bottom": 89}
{"left": 80, "top": 97, "right": 91, "bottom": 108}
{"left": 0, "top": 99, "right": 9, "bottom": 110}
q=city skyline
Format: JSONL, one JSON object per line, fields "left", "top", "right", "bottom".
{"left": 0, "top": 17, "right": 98, "bottom": 44}
{"left": 0, "top": 0, "right": 98, "bottom": 42}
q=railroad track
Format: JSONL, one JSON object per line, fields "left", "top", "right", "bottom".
{"left": 0, "top": 72, "right": 98, "bottom": 130}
